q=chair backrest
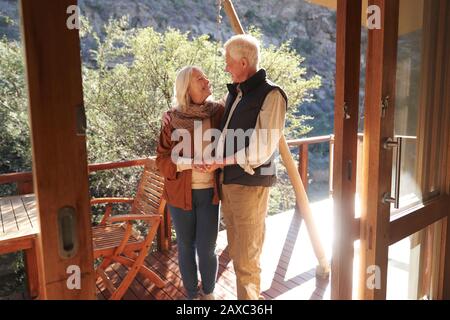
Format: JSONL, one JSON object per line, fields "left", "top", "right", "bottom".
{"left": 131, "top": 158, "right": 165, "bottom": 216}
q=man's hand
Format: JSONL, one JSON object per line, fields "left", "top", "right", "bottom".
{"left": 161, "top": 110, "right": 173, "bottom": 127}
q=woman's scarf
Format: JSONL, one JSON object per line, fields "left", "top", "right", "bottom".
{"left": 170, "top": 101, "right": 221, "bottom": 131}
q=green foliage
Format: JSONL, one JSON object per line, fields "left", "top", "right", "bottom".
{"left": 269, "top": 162, "right": 297, "bottom": 215}
{"left": 0, "top": 37, "right": 31, "bottom": 195}
{"left": 0, "top": 13, "right": 18, "bottom": 40}
{"left": 0, "top": 253, "right": 25, "bottom": 299}
{"left": 0, "top": 14, "right": 15, "bottom": 27}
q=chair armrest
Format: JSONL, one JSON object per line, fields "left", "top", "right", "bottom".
{"left": 107, "top": 214, "right": 161, "bottom": 224}
{"left": 90, "top": 198, "right": 134, "bottom": 205}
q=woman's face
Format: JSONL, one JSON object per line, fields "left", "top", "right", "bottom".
{"left": 188, "top": 69, "right": 212, "bottom": 105}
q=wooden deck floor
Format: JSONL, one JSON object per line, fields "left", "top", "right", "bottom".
{"left": 97, "top": 198, "right": 333, "bottom": 300}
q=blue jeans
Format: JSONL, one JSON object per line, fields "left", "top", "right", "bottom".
{"left": 168, "top": 188, "right": 219, "bottom": 300}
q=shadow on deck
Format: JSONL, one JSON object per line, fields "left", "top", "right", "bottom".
{"left": 97, "top": 198, "right": 333, "bottom": 300}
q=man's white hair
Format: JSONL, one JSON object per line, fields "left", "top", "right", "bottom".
{"left": 224, "top": 34, "right": 260, "bottom": 70}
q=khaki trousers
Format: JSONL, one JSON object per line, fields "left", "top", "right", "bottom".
{"left": 220, "top": 183, "right": 270, "bottom": 300}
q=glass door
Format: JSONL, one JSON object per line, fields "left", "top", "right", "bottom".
{"left": 359, "top": 0, "right": 450, "bottom": 300}
{"left": 384, "top": 0, "right": 449, "bottom": 299}
{"left": 388, "top": 0, "right": 447, "bottom": 214}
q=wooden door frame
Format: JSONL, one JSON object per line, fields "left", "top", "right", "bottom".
{"left": 388, "top": 0, "right": 450, "bottom": 300}
{"left": 20, "top": 0, "right": 96, "bottom": 299}
{"left": 332, "top": 0, "right": 362, "bottom": 300}
{"left": 359, "top": 0, "right": 400, "bottom": 300}
{"left": 441, "top": 0, "right": 450, "bottom": 299}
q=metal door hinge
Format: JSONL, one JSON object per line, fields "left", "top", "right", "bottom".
{"left": 344, "top": 102, "right": 351, "bottom": 120}
{"left": 381, "top": 96, "right": 390, "bottom": 118}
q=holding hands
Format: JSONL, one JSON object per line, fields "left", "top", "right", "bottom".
{"left": 193, "top": 161, "right": 224, "bottom": 173}
{"left": 192, "top": 155, "right": 237, "bottom": 173}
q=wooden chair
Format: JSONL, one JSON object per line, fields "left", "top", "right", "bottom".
{"left": 91, "top": 158, "right": 167, "bottom": 300}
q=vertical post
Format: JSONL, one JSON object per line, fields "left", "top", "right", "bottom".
{"left": 24, "top": 243, "right": 40, "bottom": 299}
{"left": 17, "top": 180, "right": 33, "bottom": 195}
{"left": 359, "top": 0, "right": 399, "bottom": 300}
{"left": 166, "top": 209, "right": 173, "bottom": 250}
{"left": 157, "top": 204, "right": 172, "bottom": 252}
{"left": 223, "top": 0, "right": 245, "bottom": 34}
{"left": 298, "top": 144, "right": 309, "bottom": 193}
{"left": 329, "top": 136, "right": 335, "bottom": 196}
{"left": 441, "top": 1, "right": 450, "bottom": 300}
{"left": 332, "top": 0, "right": 362, "bottom": 300}
{"left": 20, "top": 0, "right": 96, "bottom": 299}
{"left": 157, "top": 214, "right": 167, "bottom": 252}
{"left": 443, "top": 217, "right": 450, "bottom": 299}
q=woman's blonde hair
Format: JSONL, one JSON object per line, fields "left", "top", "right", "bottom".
{"left": 224, "top": 34, "right": 260, "bottom": 70}
{"left": 172, "top": 66, "right": 200, "bottom": 112}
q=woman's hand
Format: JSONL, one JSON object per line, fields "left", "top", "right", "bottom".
{"left": 192, "top": 162, "right": 224, "bottom": 173}
{"left": 192, "top": 164, "right": 206, "bottom": 173}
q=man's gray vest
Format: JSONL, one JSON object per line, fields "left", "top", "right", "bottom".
{"left": 220, "top": 69, "right": 288, "bottom": 187}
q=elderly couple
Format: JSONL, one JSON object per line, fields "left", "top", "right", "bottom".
{"left": 156, "top": 34, "right": 287, "bottom": 300}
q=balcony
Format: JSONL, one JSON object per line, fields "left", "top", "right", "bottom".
{"left": 0, "top": 135, "right": 335, "bottom": 300}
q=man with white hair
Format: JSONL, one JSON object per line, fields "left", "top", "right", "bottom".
{"left": 215, "top": 34, "right": 287, "bottom": 300}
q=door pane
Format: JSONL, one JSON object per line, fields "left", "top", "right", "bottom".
{"left": 386, "top": 219, "right": 444, "bottom": 300}
{"left": 391, "top": 0, "right": 445, "bottom": 214}
{"left": 392, "top": 0, "right": 424, "bottom": 212}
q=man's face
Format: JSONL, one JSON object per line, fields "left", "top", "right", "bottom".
{"left": 225, "top": 51, "right": 247, "bottom": 84}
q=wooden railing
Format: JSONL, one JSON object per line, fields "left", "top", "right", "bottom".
{"left": 287, "top": 135, "right": 335, "bottom": 194}
{"left": 290, "top": 133, "right": 366, "bottom": 196}
{"left": 0, "top": 158, "right": 150, "bottom": 195}
{"left": 1, "top": 135, "right": 339, "bottom": 196}
{"left": 0, "top": 171, "right": 35, "bottom": 195}
{"left": 1, "top": 135, "right": 342, "bottom": 196}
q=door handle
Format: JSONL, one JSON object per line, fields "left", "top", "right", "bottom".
{"left": 382, "top": 137, "right": 403, "bottom": 209}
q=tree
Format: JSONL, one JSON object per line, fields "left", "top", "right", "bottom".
{"left": 0, "top": 37, "right": 31, "bottom": 195}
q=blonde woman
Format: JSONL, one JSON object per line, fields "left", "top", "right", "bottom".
{"left": 156, "top": 66, "right": 224, "bottom": 300}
